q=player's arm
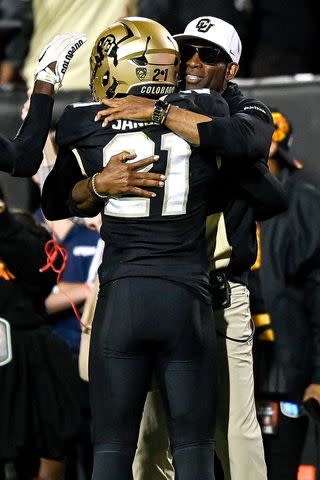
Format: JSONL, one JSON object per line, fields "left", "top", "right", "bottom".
{"left": 41, "top": 146, "right": 85, "bottom": 220}
{"left": 0, "top": 82, "right": 54, "bottom": 176}
{"left": 0, "top": 33, "right": 86, "bottom": 177}
{"left": 41, "top": 146, "right": 165, "bottom": 220}
{"left": 70, "top": 152, "right": 164, "bottom": 217}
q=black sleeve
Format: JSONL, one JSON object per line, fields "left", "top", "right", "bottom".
{"left": 0, "top": 93, "right": 54, "bottom": 177}
{"left": 197, "top": 97, "right": 274, "bottom": 161}
{"left": 238, "top": 162, "right": 288, "bottom": 220}
{"left": 208, "top": 161, "right": 288, "bottom": 220}
{"left": 166, "top": 90, "right": 230, "bottom": 118}
{"left": 41, "top": 146, "right": 85, "bottom": 220}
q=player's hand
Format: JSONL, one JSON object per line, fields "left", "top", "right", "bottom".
{"left": 34, "top": 32, "right": 87, "bottom": 86}
{"left": 94, "top": 96, "right": 156, "bottom": 127}
{"left": 303, "top": 384, "right": 320, "bottom": 404}
{"left": 94, "top": 151, "right": 165, "bottom": 198}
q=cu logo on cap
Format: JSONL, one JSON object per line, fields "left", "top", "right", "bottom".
{"left": 196, "top": 18, "right": 214, "bottom": 33}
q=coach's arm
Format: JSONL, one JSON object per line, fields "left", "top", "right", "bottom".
{"left": 94, "top": 93, "right": 273, "bottom": 161}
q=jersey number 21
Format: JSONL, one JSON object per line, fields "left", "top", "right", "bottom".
{"left": 103, "top": 131, "right": 191, "bottom": 218}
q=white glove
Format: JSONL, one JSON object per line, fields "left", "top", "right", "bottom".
{"left": 34, "top": 32, "right": 87, "bottom": 86}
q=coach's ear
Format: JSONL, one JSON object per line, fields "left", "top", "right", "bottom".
{"left": 226, "top": 63, "right": 239, "bottom": 81}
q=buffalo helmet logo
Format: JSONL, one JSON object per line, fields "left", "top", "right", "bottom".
{"left": 136, "top": 67, "right": 147, "bottom": 80}
{"left": 196, "top": 18, "right": 214, "bottom": 33}
{"left": 102, "top": 35, "right": 117, "bottom": 55}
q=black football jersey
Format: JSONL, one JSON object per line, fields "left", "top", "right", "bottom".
{"left": 42, "top": 91, "right": 229, "bottom": 303}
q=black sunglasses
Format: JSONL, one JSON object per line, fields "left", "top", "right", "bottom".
{"left": 180, "top": 44, "right": 230, "bottom": 65}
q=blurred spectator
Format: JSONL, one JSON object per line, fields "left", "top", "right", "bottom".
{"left": 0, "top": 185, "right": 83, "bottom": 480}
{"left": 23, "top": 0, "right": 138, "bottom": 90}
{"left": 138, "top": 0, "right": 253, "bottom": 75}
{"left": 43, "top": 216, "right": 100, "bottom": 356}
{"left": 249, "top": 109, "right": 320, "bottom": 479}
{"left": 40, "top": 216, "right": 100, "bottom": 480}
{"left": 31, "top": 132, "right": 101, "bottom": 478}
{"left": 250, "top": 0, "right": 319, "bottom": 77}
{"left": 0, "top": 0, "right": 33, "bottom": 88}
{"left": 20, "top": 83, "right": 100, "bottom": 358}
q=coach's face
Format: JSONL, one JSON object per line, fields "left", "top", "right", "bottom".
{"left": 180, "top": 43, "right": 238, "bottom": 93}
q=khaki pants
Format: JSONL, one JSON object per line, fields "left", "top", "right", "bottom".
{"left": 214, "top": 282, "right": 267, "bottom": 480}
{"left": 133, "top": 282, "right": 267, "bottom": 480}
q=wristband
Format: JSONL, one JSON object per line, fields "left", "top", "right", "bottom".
{"left": 152, "top": 99, "right": 171, "bottom": 125}
{"left": 161, "top": 103, "right": 171, "bottom": 125}
{"left": 35, "top": 67, "right": 59, "bottom": 86}
{"left": 88, "top": 173, "right": 109, "bottom": 200}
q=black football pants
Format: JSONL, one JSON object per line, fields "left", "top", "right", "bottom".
{"left": 89, "top": 277, "right": 217, "bottom": 480}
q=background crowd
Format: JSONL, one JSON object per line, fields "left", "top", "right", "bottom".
{"left": 0, "top": 0, "right": 319, "bottom": 89}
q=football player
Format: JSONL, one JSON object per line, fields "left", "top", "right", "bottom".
{"left": 41, "top": 17, "right": 230, "bottom": 480}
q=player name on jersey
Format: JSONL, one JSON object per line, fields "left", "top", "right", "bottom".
{"left": 112, "top": 120, "right": 154, "bottom": 131}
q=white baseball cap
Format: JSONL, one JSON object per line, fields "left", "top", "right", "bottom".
{"left": 174, "top": 16, "right": 242, "bottom": 64}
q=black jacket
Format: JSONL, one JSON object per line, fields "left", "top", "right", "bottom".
{"left": 203, "top": 83, "right": 287, "bottom": 282}
{"left": 251, "top": 170, "right": 320, "bottom": 401}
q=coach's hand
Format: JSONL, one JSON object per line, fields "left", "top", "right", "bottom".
{"left": 94, "top": 96, "right": 156, "bottom": 127}
{"left": 94, "top": 151, "right": 165, "bottom": 198}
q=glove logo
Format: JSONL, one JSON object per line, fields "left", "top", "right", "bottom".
{"left": 196, "top": 19, "right": 214, "bottom": 33}
{"left": 136, "top": 67, "right": 147, "bottom": 81}
{"left": 61, "top": 39, "right": 85, "bottom": 74}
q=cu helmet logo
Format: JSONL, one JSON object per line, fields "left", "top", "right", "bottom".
{"left": 102, "top": 35, "right": 117, "bottom": 55}
{"left": 196, "top": 18, "right": 214, "bottom": 33}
